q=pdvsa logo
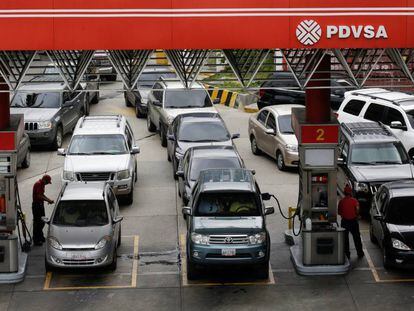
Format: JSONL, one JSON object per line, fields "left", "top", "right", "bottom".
{"left": 296, "top": 20, "right": 388, "bottom": 46}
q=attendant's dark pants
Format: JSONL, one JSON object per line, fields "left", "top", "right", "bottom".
{"left": 341, "top": 218, "right": 364, "bottom": 257}
{"left": 32, "top": 202, "right": 45, "bottom": 243}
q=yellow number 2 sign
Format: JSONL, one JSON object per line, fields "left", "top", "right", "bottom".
{"left": 316, "top": 128, "right": 325, "bottom": 141}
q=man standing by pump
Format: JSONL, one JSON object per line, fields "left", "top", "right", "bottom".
{"left": 32, "top": 174, "right": 54, "bottom": 246}
{"left": 338, "top": 184, "right": 364, "bottom": 259}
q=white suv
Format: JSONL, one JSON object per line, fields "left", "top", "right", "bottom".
{"left": 337, "top": 88, "right": 414, "bottom": 157}
{"left": 58, "top": 115, "right": 140, "bottom": 204}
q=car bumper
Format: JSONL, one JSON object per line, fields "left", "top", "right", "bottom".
{"left": 388, "top": 249, "right": 414, "bottom": 269}
{"left": 27, "top": 129, "right": 55, "bottom": 146}
{"left": 188, "top": 243, "right": 268, "bottom": 266}
{"left": 46, "top": 246, "right": 114, "bottom": 268}
{"left": 283, "top": 150, "right": 299, "bottom": 167}
{"left": 113, "top": 177, "right": 133, "bottom": 195}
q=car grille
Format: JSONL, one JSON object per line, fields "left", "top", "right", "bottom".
{"left": 209, "top": 235, "right": 249, "bottom": 245}
{"left": 62, "top": 259, "right": 95, "bottom": 266}
{"left": 77, "top": 172, "right": 114, "bottom": 181}
{"left": 24, "top": 122, "right": 38, "bottom": 131}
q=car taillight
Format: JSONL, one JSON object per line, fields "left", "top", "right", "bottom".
{"left": 259, "top": 89, "right": 265, "bottom": 98}
{"left": 333, "top": 112, "right": 338, "bottom": 119}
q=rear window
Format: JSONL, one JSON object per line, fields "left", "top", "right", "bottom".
{"left": 195, "top": 192, "right": 260, "bottom": 217}
{"left": 53, "top": 200, "right": 108, "bottom": 227}
{"left": 178, "top": 121, "right": 230, "bottom": 142}
{"left": 190, "top": 157, "right": 241, "bottom": 181}
{"left": 164, "top": 89, "right": 212, "bottom": 108}
{"left": 343, "top": 99, "right": 365, "bottom": 116}
{"left": 386, "top": 196, "right": 414, "bottom": 225}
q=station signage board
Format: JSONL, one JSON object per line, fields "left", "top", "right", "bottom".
{"left": 300, "top": 125, "right": 339, "bottom": 144}
{"left": 0, "top": 132, "right": 16, "bottom": 151}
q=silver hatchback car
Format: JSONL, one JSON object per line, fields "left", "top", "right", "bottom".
{"left": 43, "top": 182, "right": 123, "bottom": 271}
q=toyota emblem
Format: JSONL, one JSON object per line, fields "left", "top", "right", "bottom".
{"left": 224, "top": 237, "right": 233, "bottom": 244}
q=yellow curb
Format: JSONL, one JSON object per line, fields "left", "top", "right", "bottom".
{"left": 244, "top": 106, "right": 259, "bottom": 113}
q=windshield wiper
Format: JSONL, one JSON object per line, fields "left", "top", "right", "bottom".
{"left": 351, "top": 161, "right": 376, "bottom": 165}
{"left": 372, "top": 161, "right": 402, "bottom": 165}
{"left": 69, "top": 152, "right": 93, "bottom": 155}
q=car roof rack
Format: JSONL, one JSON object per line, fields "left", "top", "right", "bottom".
{"left": 79, "top": 115, "right": 122, "bottom": 128}
{"left": 341, "top": 122, "right": 392, "bottom": 137}
{"left": 351, "top": 89, "right": 414, "bottom": 106}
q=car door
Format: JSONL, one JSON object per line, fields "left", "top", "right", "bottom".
{"left": 107, "top": 187, "right": 120, "bottom": 242}
{"left": 124, "top": 123, "right": 136, "bottom": 175}
{"left": 167, "top": 118, "right": 178, "bottom": 160}
{"left": 151, "top": 83, "right": 164, "bottom": 129}
{"left": 262, "top": 112, "right": 277, "bottom": 157}
{"left": 65, "top": 90, "right": 83, "bottom": 130}
{"left": 178, "top": 151, "right": 189, "bottom": 197}
{"left": 60, "top": 91, "right": 75, "bottom": 132}
{"left": 383, "top": 106, "right": 410, "bottom": 152}
{"left": 373, "top": 189, "right": 388, "bottom": 247}
{"left": 254, "top": 110, "right": 269, "bottom": 151}
{"left": 363, "top": 102, "right": 387, "bottom": 124}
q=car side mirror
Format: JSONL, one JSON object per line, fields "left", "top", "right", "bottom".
{"left": 373, "top": 215, "right": 383, "bottom": 221}
{"left": 264, "top": 128, "right": 276, "bottom": 136}
{"left": 231, "top": 133, "right": 240, "bottom": 139}
{"left": 131, "top": 146, "right": 140, "bottom": 154}
{"left": 182, "top": 207, "right": 192, "bottom": 216}
{"left": 390, "top": 121, "right": 407, "bottom": 131}
{"left": 57, "top": 148, "right": 66, "bottom": 156}
{"left": 261, "top": 192, "right": 271, "bottom": 201}
{"left": 265, "top": 206, "right": 275, "bottom": 215}
{"left": 213, "top": 98, "right": 220, "bottom": 105}
{"left": 41, "top": 216, "right": 50, "bottom": 225}
{"left": 152, "top": 99, "right": 162, "bottom": 107}
{"left": 251, "top": 169, "right": 256, "bottom": 175}
{"left": 167, "top": 134, "right": 175, "bottom": 141}
{"left": 176, "top": 170, "right": 184, "bottom": 178}
{"left": 113, "top": 216, "right": 124, "bottom": 224}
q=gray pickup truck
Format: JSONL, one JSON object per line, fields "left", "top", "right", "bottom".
{"left": 10, "top": 82, "right": 86, "bottom": 150}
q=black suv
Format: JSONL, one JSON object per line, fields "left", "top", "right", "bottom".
{"left": 370, "top": 181, "right": 414, "bottom": 269}
{"left": 337, "top": 122, "right": 414, "bottom": 213}
{"left": 257, "top": 72, "right": 352, "bottom": 110}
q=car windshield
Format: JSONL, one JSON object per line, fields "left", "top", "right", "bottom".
{"left": 53, "top": 200, "right": 109, "bottom": 227}
{"left": 190, "top": 157, "right": 241, "bottom": 181}
{"left": 138, "top": 72, "right": 176, "bottom": 88}
{"left": 350, "top": 142, "right": 409, "bottom": 165}
{"left": 11, "top": 92, "right": 61, "bottom": 108}
{"left": 386, "top": 196, "right": 414, "bottom": 225}
{"left": 278, "top": 115, "right": 294, "bottom": 134}
{"left": 68, "top": 134, "right": 128, "bottom": 155}
{"left": 178, "top": 121, "right": 230, "bottom": 142}
{"left": 164, "top": 89, "right": 212, "bottom": 108}
{"left": 195, "top": 192, "right": 260, "bottom": 217}
{"left": 405, "top": 110, "right": 414, "bottom": 129}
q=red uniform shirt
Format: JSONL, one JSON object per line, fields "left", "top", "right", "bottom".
{"left": 338, "top": 196, "right": 359, "bottom": 220}
{"left": 33, "top": 179, "right": 45, "bottom": 203}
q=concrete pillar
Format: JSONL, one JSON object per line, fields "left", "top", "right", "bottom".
{"left": 305, "top": 54, "right": 331, "bottom": 124}
{"left": 0, "top": 77, "right": 10, "bottom": 130}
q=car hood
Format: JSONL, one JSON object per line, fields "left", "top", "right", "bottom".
{"left": 164, "top": 107, "right": 217, "bottom": 120}
{"left": 350, "top": 164, "right": 413, "bottom": 182}
{"left": 49, "top": 224, "right": 112, "bottom": 248}
{"left": 65, "top": 154, "right": 130, "bottom": 173}
{"left": 193, "top": 216, "right": 264, "bottom": 235}
{"left": 387, "top": 224, "right": 414, "bottom": 249}
{"left": 10, "top": 108, "right": 59, "bottom": 122}
{"left": 177, "top": 140, "right": 233, "bottom": 156}
{"left": 279, "top": 134, "right": 298, "bottom": 146}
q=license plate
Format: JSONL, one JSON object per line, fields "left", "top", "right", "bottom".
{"left": 71, "top": 254, "right": 86, "bottom": 260}
{"left": 221, "top": 248, "right": 236, "bottom": 257}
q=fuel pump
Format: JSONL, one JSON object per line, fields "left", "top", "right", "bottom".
{"left": 0, "top": 115, "right": 29, "bottom": 283}
{"left": 289, "top": 108, "right": 350, "bottom": 275}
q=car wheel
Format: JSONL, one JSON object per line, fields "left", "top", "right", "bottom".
{"left": 124, "top": 180, "right": 134, "bottom": 205}
{"left": 383, "top": 247, "right": 392, "bottom": 270}
{"left": 160, "top": 125, "right": 167, "bottom": 147}
{"left": 186, "top": 258, "right": 199, "bottom": 280}
{"left": 173, "top": 160, "right": 178, "bottom": 180}
{"left": 147, "top": 114, "right": 156, "bottom": 132}
{"left": 167, "top": 152, "right": 171, "bottom": 162}
{"left": 276, "top": 151, "right": 286, "bottom": 171}
{"left": 369, "top": 224, "right": 378, "bottom": 245}
{"left": 125, "top": 96, "right": 132, "bottom": 107}
{"left": 250, "top": 136, "right": 261, "bottom": 155}
{"left": 45, "top": 258, "right": 56, "bottom": 272}
{"left": 109, "top": 248, "right": 118, "bottom": 271}
{"left": 134, "top": 167, "right": 138, "bottom": 183}
{"left": 118, "top": 226, "right": 122, "bottom": 247}
{"left": 21, "top": 149, "right": 31, "bottom": 168}
{"left": 183, "top": 195, "right": 189, "bottom": 206}
{"left": 52, "top": 126, "right": 63, "bottom": 150}
{"left": 256, "top": 261, "right": 270, "bottom": 279}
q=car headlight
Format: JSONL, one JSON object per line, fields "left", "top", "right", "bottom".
{"left": 48, "top": 237, "right": 62, "bottom": 250}
{"left": 285, "top": 144, "right": 298, "bottom": 152}
{"left": 117, "top": 169, "right": 130, "bottom": 180}
{"left": 354, "top": 182, "right": 369, "bottom": 193}
{"left": 191, "top": 233, "right": 209, "bottom": 245}
{"left": 38, "top": 121, "right": 52, "bottom": 129}
{"left": 248, "top": 232, "right": 266, "bottom": 245}
{"left": 95, "top": 236, "right": 112, "bottom": 250}
{"left": 391, "top": 238, "right": 411, "bottom": 251}
{"left": 63, "top": 170, "right": 75, "bottom": 181}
